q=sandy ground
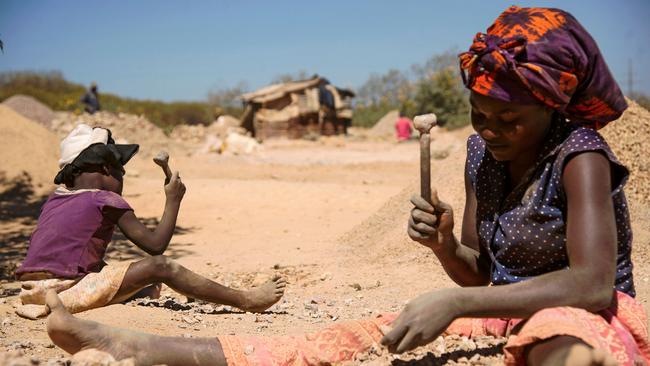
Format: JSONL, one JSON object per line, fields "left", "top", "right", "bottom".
{"left": 1, "top": 127, "right": 649, "bottom": 365}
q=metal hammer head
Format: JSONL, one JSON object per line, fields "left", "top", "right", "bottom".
{"left": 153, "top": 151, "right": 169, "bottom": 166}
{"left": 413, "top": 113, "right": 437, "bottom": 134}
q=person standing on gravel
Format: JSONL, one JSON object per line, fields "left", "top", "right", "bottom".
{"left": 80, "top": 82, "right": 101, "bottom": 114}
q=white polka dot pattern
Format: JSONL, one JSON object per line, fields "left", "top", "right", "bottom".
{"left": 466, "top": 117, "right": 635, "bottom": 296}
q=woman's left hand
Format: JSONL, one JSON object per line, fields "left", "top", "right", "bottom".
{"left": 381, "top": 289, "right": 460, "bottom": 353}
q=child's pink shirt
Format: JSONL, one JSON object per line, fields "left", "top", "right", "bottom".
{"left": 16, "top": 188, "right": 132, "bottom": 279}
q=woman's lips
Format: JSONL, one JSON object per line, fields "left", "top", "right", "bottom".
{"left": 486, "top": 142, "right": 508, "bottom": 150}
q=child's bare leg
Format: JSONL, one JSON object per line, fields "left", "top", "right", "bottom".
{"left": 46, "top": 291, "right": 226, "bottom": 366}
{"left": 526, "top": 336, "right": 617, "bottom": 366}
{"left": 115, "top": 255, "right": 286, "bottom": 312}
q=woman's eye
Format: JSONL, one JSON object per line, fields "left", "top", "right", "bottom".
{"left": 471, "top": 110, "right": 486, "bottom": 122}
{"left": 499, "top": 113, "right": 518, "bottom": 124}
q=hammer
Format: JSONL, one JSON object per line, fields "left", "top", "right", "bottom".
{"left": 153, "top": 151, "right": 173, "bottom": 185}
{"left": 413, "top": 113, "right": 437, "bottom": 204}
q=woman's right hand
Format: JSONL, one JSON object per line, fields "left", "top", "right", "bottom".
{"left": 408, "top": 190, "right": 454, "bottom": 251}
{"left": 164, "top": 171, "right": 186, "bottom": 204}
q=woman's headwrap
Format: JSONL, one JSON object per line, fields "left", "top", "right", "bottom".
{"left": 459, "top": 6, "right": 627, "bottom": 129}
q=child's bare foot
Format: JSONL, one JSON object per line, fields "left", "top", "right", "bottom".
{"left": 564, "top": 343, "right": 617, "bottom": 366}
{"left": 45, "top": 290, "right": 136, "bottom": 360}
{"left": 239, "top": 275, "right": 286, "bottom": 312}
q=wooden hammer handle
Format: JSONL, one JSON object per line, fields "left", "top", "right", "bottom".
{"left": 419, "top": 133, "right": 431, "bottom": 204}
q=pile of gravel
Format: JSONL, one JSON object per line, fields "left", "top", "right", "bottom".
{"left": 2, "top": 95, "right": 55, "bottom": 128}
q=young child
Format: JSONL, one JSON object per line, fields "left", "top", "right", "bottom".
{"left": 16, "top": 124, "right": 285, "bottom": 319}
{"left": 40, "top": 6, "right": 649, "bottom": 366}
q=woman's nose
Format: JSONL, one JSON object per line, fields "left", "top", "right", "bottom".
{"left": 479, "top": 122, "right": 500, "bottom": 140}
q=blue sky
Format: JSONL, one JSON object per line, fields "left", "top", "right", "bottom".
{"left": 1, "top": 1, "right": 648, "bottom": 102}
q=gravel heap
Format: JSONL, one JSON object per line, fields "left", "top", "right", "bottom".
{"left": 367, "top": 110, "right": 399, "bottom": 138}
{"left": 50, "top": 111, "right": 169, "bottom": 156}
{"left": 0, "top": 105, "right": 59, "bottom": 193}
{"left": 170, "top": 115, "right": 243, "bottom": 144}
{"left": 600, "top": 99, "right": 650, "bottom": 207}
{"left": 2, "top": 95, "right": 55, "bottom": 128}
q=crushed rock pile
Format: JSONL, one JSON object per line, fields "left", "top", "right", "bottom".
{"left": 2, "top": 95, "right": 55, "bottom": 128}
{"left": 50, "top": 111, "right": 169, "bottom": 156}
{"left": 170, "top": 115, "right": 243, "bottom": 144}
{"left": 349, "top": 335, "right": 506, "bottom": 365}
{"left": 0, "top": 105, "right": 59, "bottom": 193}
{"left": 367, "top": 110, "right": 399, "bottom": 138}
{"left": 0, "top": 348, "right": 134, "bottom": 366}
{"left": 600, "top": 99, "right": 650, "bottom": 207}
{"left": 339, "top": 127, "right": 468, "bottom": 263}
{"left": 170, "top": 115, "right": 260, "bottom": 155}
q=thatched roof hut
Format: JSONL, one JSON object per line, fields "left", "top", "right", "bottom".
{"left": 240, "top": 75, "right": 353, "bottom": 140}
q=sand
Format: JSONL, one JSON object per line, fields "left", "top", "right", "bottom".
{"left": 600, "top": 99, "right": 650, "bottom": 206}
{"left": 367, "top": 110, "right": 400, "bottom": 138}
{"left": 0, "top": 105, "right": 59, "bottom": 194}
{"left": 2, "top": 95, "right": 55, "bottom": 128}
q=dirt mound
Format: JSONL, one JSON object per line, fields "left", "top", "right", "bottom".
{"left": 338, "top": 128, "right": 469, "bottom": 263}
{"left": 367, "top": 110, "right": 399, "bottom": 138}
{"left": 50, "top": 111, "right": 169, "bottom": 157}
{"left": 600, "top": 99, "right": 650, "bottom": 206}
{"left": 170, "top": 115, "right": 243, "bottom": 145}
{"left": 2, "top": 94, "right": 55, "bottom": 128}
{"left": 0, "top": 105, "right": 59, "bottom": 193}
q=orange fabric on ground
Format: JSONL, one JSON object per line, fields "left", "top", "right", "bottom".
{"left": 219, "top": 292, "right": 648, "bottom": 365}
{"left": 444, "top": 291, "right": 649, "bottom": 366}
{"left": 219, "top": 313, "right": 397, "bottom": 366}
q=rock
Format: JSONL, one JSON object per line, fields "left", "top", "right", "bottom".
{"left": 319, "top": 272, "right": 332, "bottom": 281}
{"left": 0, "top": 350, "right": 38, "bottom": 366}
{"left": 244, "top": 345, "right": 255, "bottom": 355}
{"left": 2, "top": 317, "right": 13, "bottom": 327}
{"left": 181, "top": 315, "right": 198, "bottom": 324}
{"left": 69, "top": 348, "right": 116, "bottom": 365}
{"left": 349, "top": 283, "right": 362, "bottom": 291}
{"left": 304, "top": 302, "right": 318, "bottom": 312}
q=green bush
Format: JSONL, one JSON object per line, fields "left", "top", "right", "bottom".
{"left": 0, "top": 71, "right": 221, "bottom": 132}
{"left": 353, "top": 51, "right": 470, "bottom": 130}
{"left": 352, "top": 103, "right": 397, "bottom": 128}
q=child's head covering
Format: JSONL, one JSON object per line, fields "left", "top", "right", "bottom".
{"left": 54, "top": 124, "right": 139, "bottom": 185}
{"left": 459, "top": 6, "right": 627, "bottom": 129}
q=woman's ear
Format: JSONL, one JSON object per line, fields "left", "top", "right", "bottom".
{"left": 102, "top": 165, "right": 111, "bottom": 176}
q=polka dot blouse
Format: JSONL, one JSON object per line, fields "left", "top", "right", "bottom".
{"left": 466, "top": 118, "right": 635, "bottom": 296}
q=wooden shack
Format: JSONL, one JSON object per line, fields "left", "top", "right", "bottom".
{"left": 239, "top": 75, "right": 354, "bottom": 140}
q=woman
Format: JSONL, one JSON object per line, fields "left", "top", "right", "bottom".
{"left": 382, "top": 6, "right": 648, "bottom": 366}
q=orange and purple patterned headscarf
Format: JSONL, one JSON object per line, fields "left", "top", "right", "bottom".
{"left": 459, "top": 6, "right": 627, "bottom": 129}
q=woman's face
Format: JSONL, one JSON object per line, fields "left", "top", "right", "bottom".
{"left": 470, "top": 92, "right": 554, "bottom": 162}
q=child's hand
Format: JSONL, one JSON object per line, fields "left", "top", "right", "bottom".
{"left": 164, "top": 171, "right": 186, "bottom": 203}
{"left": 408, "top": 190, "right": 454, "bottom": 251}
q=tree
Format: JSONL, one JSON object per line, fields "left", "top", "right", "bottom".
{"left": 353, "top": 49, "right": 470, "bottom": 129}
{"left": 206, "top": 81, "right": 248, "bottom": 118}
{"left": 407, "top": 66, "right": 469, "bottom": 129}
{"left": 271, "top": 70, "right": 311, "bottom": 84}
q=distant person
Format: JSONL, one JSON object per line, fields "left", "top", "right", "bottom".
{"left": 80, "top": 82, "right": 101, "bottom": 114}
{"left": 15, "top": 124, "right": 286, "bottom": 320}
{"left": 395, "top": 111, "right": 413, "bottom": 141}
